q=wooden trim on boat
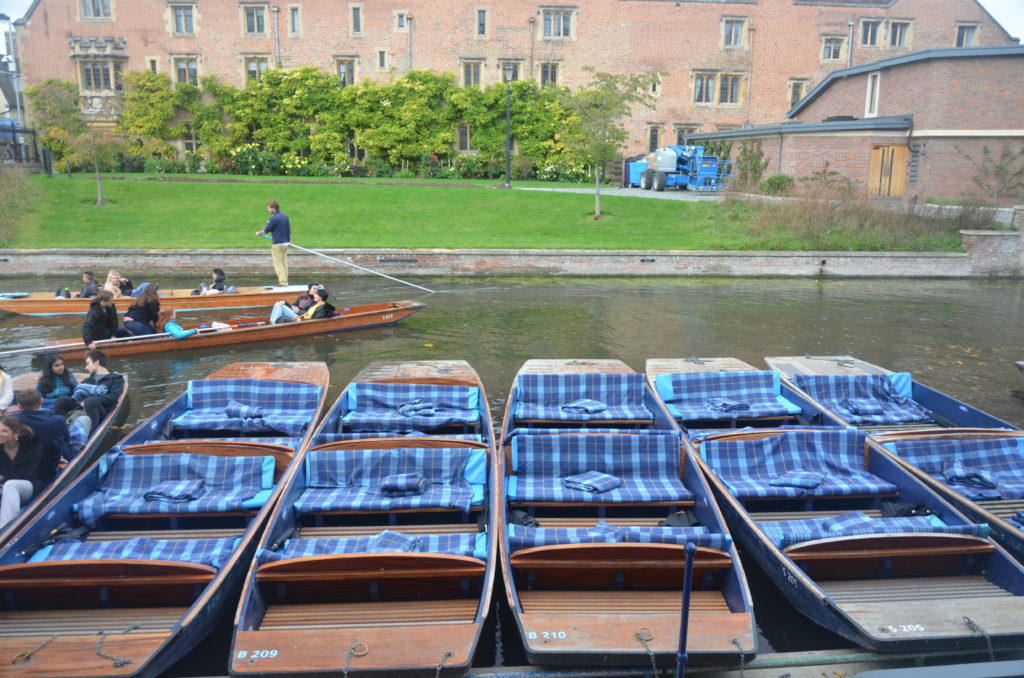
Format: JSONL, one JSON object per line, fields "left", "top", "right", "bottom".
{"left": 783, "top": 533, "right": 996, "bottom": 561}
{"left": 255, "top": 553, "right": 488, "bottom": 583}
{"left": 123, "top": 440, "right": 294, "bottom": 479}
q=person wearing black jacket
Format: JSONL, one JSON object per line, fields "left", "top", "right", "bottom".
{"left": 268, "top": 285, "right": 335, "bottom": 324}
{"left": 123, "top": 283, "right": 161, "bottom": 336}
{"left": 0, "top": 415, "right": 59, "bottom": 527}
{"left": 73, "top": 350, "right": 125, "bottom": 430}
{"left": 13, "top": 390, "right": 74, "bottom": 461}
{"left": 81, "top": 290, "right": 124, "bottom": 348}
{"left": 75, "top": 271, "right": 98, "bottom": 298}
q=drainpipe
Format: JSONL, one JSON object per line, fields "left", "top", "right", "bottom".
{"left": 777, "top": 132, "right": 784, "bottom": 174}
{"left": 271, "top": 5, "right": 282, "bottom": 66}
{"left": 745, "top": 21, "right": 755, "bottom": 125}
{"left": 528, "top": 15, "right": 536, "bottom": 76}
{"left": 407, "top": 14, "right": 413, "bottom": 72}
{"left": 847, "top": 19, "right": 855, "bottom": 67}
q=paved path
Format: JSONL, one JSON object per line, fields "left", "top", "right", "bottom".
{"left": 516, "top": 185, "right": 717, "bottom": 201}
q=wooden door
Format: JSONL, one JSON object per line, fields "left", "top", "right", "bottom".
{"left": 868, "top": 144, "right": 908, "bottom": 198}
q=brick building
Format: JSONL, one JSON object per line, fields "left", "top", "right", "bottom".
{"left": 8, "top": 0, "right": 1019, "bottom": 156}
{"left": 684, "top": 45, "right": 1024, "bottom": 204}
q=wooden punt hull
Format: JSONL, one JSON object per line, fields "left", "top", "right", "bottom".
{"left": 0, "top": 363, "right": 330, "bottom": 678}
{"left": 764, "top": 355, "right": 1017, "bottom": 431}
{"left": 231, "top": 361, "right": 498, "bottom": 677}
{"left": 35, "top": 300, "right": 425, "bottom": 359}
{"left": 498, "top": 359, "right": 756, "bottom": 667}
{"left": 692, "top": 429, "right": 1024, "bottom": 652}
{"left": 0, "top": 373, "right": 129, "bottom": 549}
{"left": 0, "top": 285, "right": 311, "bottom": 317}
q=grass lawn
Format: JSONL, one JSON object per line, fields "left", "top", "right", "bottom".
{"left": 7, "top": 173, "right": 966, "bottom": 251}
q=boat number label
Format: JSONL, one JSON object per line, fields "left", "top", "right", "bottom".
{"left": 382, "top": 313, "right": 394, "bottom": 320}
{"left": 237, "top": 650, "right": 279, "bottom": 660}
{"left": 527, "top": 631, "right": 568, "bottom": 641}
{"left": 880, "top": 624, "right": 925, "bottom": 633}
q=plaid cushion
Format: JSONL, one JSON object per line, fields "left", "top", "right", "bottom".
{"left": 172, "top": 378, "right": 321, "bottom": 437}
{"left": 514, "top": 373, "right": 653, "bottom": 422}
{"left": 886, "top": 438, "right": 1024, "bottom": 500}
{"left": 701, "top": 429, "right": 898, "bottom": 499}
{"left": 791, "top": 374, "right": 932, "bottom": 425}
{"left": 508, "top": 523, "right": 730, "bottom": 552}
{"left": 259, "top": 532, "right": 481, "bottom": 563}
{"left": 68, "top": 415, "right": 91, "bottom": 456}
{"left": 758, "top": 512, "right": 990, "bottom": 549}
{"left": 78, "top": 453, "right": 267, "bottom": 527}
{"left": 45, "top": 536, "right": 239, "bottom": 569}
{"left": 658, "top": 371, "right": 801, "bottom": 421}
{"left": 343, "top": 383, "right": 479, "bottom": 432}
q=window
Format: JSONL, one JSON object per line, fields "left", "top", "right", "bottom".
{"left": 175, "top": 57, "right": 198, "bottom": 85}
{"left": 695, "top": 72, "right": 743, "bottom": 106}
{"left": 723, "top": 19, "right": 744, "bottom": 48}
{"left": 244, "top": 6, "right": 266, "bottom": 35}
{"left": 462, "top": 60, "right": 481, "bottom": 86}
{"left": 350, "top": 5, "right": 362, "bottom": 35}
{"left": 148, "top": 59, "right": 158, "bottom": 72}
{"left": 246, "top": 56, "right": 269, "bottom": 82}
{"left": 719, "top": 74, "right": 740, "bottom": 104}
{"left": 183, "top": 123, "right": 200, "bottom": 154}
{"left": 865, "top": 71, "right": 880, "bottom": 117}
{"left": 889, "top": 21, "right": 909, "bottom": 48}
{"left": 956, "top": 24, "right": 977, "bottom": 47}
{"left": 172, "top": 5, "right": 194, "bottom": 34}
{"left": 788, "top": 80, "right": 805, "bottom": 108}
{"left": 501, "top": 61, "right": 519, "bottom": 82}
{"left": 675, "top": 125, "right": 698, "bottom": 145}
{"left": 822, "top": 37, "right": 843, "bottom": 61}
{"left": 337, "top": 58, "right": 356, "bottom": 87}
{"left": 540, "top": 62, "right": 558, "bottom": 86}
{"left": 457, "top": 124, "right": 475, "bottom": 152}
{"left": 648, "top": 127, "right": 659, "bottom": 153}
{"left": 694, "top": 73, "right": 715, "bottom": 104}
{"left": 542, "top": 9, "right": 572, "bottom": 38}
{"left": 80, "top": 60, "right": 122, "bottom": 91}
{"left": 289, "top": 7, "right": 300, "bottom": 35}
{"left": 395, "top": 11, "right": 408, "bottom": 31}
{"left": 476, "top": 9, "right": 487, "bottom": 37}
{"left": 81, "top": 0, "right": 111, "bottom": 19}
{"left": 861, "top": 20, "right": 880, "bottom": 46}
{"left": 377, "top": 50, "right": 387, "bottom": 70}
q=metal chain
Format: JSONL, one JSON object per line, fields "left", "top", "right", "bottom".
{"left": 434, "top": 649, "right": 453, "bottom": 678}
{"left": 634, "top": 628, "right": 658, "bottom": 677}
{"left": 12, "top": 634, "right": 56, "bottom": 664}
{"left": 95, "top": 624, "right": 140, "bottom": 669}
{"left": 963, "top": 616, "right": 995, "bottom": 662}
{"left": 341, "top": 642, "right": 368, "bottom": 678}
{"left": 732, "top": 637, "right": 746, "bottom": 678}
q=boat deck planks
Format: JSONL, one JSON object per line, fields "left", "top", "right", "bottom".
{"left": 260, "top": 599, "right": 479, "bottom": 628}
{"left": 645, "top": 357, "right": 759, "bottom": 382}
{"left": 0, "top": 607, "right": 187, "bottom": 636}
{"left": 820, "top": 576, "right": 1014, "bottom": 603}
{"left": 519, "top": 589, "right": 730, "bottom": 613}
{"left": 517, "top": 359, "right": 637, "bottom": 375}
{"left": 764, "top": 355, "right": 890, "bottom": 379}
{"left": 0, "top": 633, "right": 170, "bottom": 677}
{"left": 351, "top": 360, "right": 483, "bottom": 386}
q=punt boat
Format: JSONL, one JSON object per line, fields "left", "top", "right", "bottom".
{"left": 691, "top": 426, "right": 1024, "bottom": 652}
{"left": 34, "top": 300, "right": 425, "bottom": 359}
{"left": 0, "top": 284, "right": 312, "bottom": 317}
{"left": 498, "top": 358, "right": 756, "bottom": 668}
{"left": 764, "top": 355, "right": 1016, "bottom": 431}
{"left": 870, "top": 428, "right": 1024, "bottom": 563}
{"left": 231, "top": 360, "right": 496, "bottom": 677}
{"left": 0, "top": 362, "right": 329, "bottom": 678}
{"left": 0, "top": 371, "right": 129, "bottom": 549}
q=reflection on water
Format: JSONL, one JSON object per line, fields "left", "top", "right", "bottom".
{"left": 1, "top": 275, "right": 1022, "bottom": 668}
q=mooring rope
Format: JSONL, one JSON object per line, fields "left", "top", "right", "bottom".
{"left": 635, "top": 627, "right": 658, "bottom": 677}
{"left": 341, "top": 641, "right": 368, "bottom": 678}
{"left": 94, "top": 623, "right": 140, "bottom": 668}
{"left": 732, "top": 637, "right": 747, "bottom": 678}
{"left": 11, "top": 634, "right": 57, "bottom": 664}
{"left": 963, "top": 616, "right": 995, "bottom": 662}
{"left": 434, "top": 649, "right": 454, "bottom": 678}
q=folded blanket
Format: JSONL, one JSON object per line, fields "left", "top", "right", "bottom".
{"left": 560, "top": 399, "right": 609, "bottom": 414}
{"left": 563, "top": 470, "right": 623, "bottom": 493}
{"left": 380, "top": 472, "right": 429, "bottom": 497}
{"left": 72, "top": 383, "right": 108, "bottom": 400}
{"left": 397, "top": 399, "right": 437, "bottom": 417}
{"left": 143, "top": 479, "right": 205, "bottom": 502}
{"left": 366, "top": 530, "right": 420, "bottom": 553}
{"left": 769, "top": 471, "right": 827, "bottom": 489}
{"left": 823, "top": 511, "right": 876, "bottom": 532}
{"left": 843, "top": 398, "right": 884, "bottom": 416}
{"left": 225, "top": 399, "right": 265, "bottom": 419}
{"left": 707, "top": 397, "right": 750, "bottom": 413}
{"left": 944, "top": 458, "right": 997, "bottom": 490}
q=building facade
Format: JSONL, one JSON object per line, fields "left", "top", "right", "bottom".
{"left": 10, "top": 0, "right": 1019, "bottom": 156}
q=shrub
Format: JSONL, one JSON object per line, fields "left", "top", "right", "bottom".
{"left": 143, "top": 156, "right": 186, "bottom": 173}
{"left": 536, "top": 161, "right": 589, "bottom": 183}
{"left": 363, "top": 156, "right": 394, "bottom": 178}
{"left": 761, "top": 174, "right": 795, "bottom": 195}
{"left": 117, "top": 155, "right": 146, "bottom": 173}
{"left": 184, "top": 151, "right": 203, "bottom": 174}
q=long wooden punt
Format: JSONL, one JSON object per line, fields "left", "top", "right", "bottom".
{"left": 764, "top": 355, "right": 1016, "bottom": 432}
{"left": 231, "top": 360, "right": 497, "bottom": 678}
{"left": 0, "top": 372, "right": 129, "bottom": 549}
{"left": 0, "top": 284, "right": 312, "bottom": 317}
{"left": 498, "top": 359, "right": 756, "bottom": 668}
{"left": 690, "top": 427, "right": 1024, "bottom": 652}
{"left": 869, "top": 428, "right": 1024, "bottom": 563}
{"left": 35, "top": 300, "right": 425, "bottom": 359}
{"left": 645, "top": 357, "right": 846, "bottom": 432}
{"left": 0, "top": 362, "right": 329, "bottom": 678}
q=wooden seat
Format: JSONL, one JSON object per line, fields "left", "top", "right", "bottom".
{"left": 783, "top": 533, "right": 996, "bottom": 562}
{"left": 0, "top": 606, "right": 187, "bottom": 637}
{"left": 299, "top": 524, "right": 479, "bottom": 538}
{"left": 255, "top": 553, "right": 486, "bottom": 584}
{"left": 122, "top": 440, "right": 293, "bottom": 479}
{"left": 259, "top": 599, "right": 478, "bottom": 629}
{"left": 518, "top": 589, "right": 729, "bottom": 615}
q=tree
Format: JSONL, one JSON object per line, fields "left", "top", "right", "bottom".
{"left": 558, "top": 68, "right": 661, "bottom": 219}
{"left": 734, "top": 138, "right": 768, "bottom": 190}
{"left": 956, "top": 144, "right": 1024, "bottom": 203}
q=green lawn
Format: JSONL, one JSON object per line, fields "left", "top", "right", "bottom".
{"left": 8, "top": 174, "right": 965, "bottom": 251}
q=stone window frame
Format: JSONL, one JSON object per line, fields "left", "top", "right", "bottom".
{"left": 394, "top": 10, "right": 410, "bottom": 33}
{"left": 674, "top": 124, "right": 699, "bottom": 146}
{"left": 787, "top": 78, "right": 807, "bottom": 108}
{"left": 540, "top": 6, "right": 576, "bottom": 41}
{"left": 349, "top": 4, "right": 363, "bottom": 37}
{"left": 646, "top": 124, "right": 663, "bottom": 153}
{"left": 887, "top": 19, "right": 912, "bottom": 49}
{"left": 376, "top": 49, "right": 388, "bottom": 72}
{"left": 79, "top": 0, "right": 113, "bottom": 21}
{"left": 461, "top": 58, "right": 483, "bottom": 87}
{"left": 336, "top": 56, "right": 357, "bottom": 87}
{"left": 287, "top": 5, "right": 301, "bottom": 36}
{"left": 722, "top": 16, "right": 748, "bottom": 50}
{"left": 241, "top": 4, "right": 268, "bottom": 37}
{"left": 693, "top": 71, "right": 745, "bottom": 107}
{"left": 456, "top": 123, "right": 477, "bottom": 153}
{"left": 475, "top": 7, "right": 488, "bottom": 38}
{"left": 170, "top": 4, "right": 195, "bottom": 36}
{"left": 499, "top": 59, "right": 522, "bottom": 82}
{"left": 539, "top": 61, "right": 559, "bottom": 86}
{"left": 821, "top": 35, "right": 846, "bottom": 62}
{"left": 172, "top": 54, "right": 199, "bottom": 85}
{"left": 79, "top": 59, "right": 124, "bottom": 92}
{"left": 860, "top": 17, "right": 882, "bottom": 47}
{"left": 956, "top": 22, "right": 979, "bottom": 47}
{"left": 244, "top": 54, "right": 270, "bottom": 82}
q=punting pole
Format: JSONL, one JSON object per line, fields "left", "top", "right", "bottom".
{"left": 259, "top": 233, "right": 435, "bottom": 294}
{"left": 675, "top": 542, "right": 697, "bottom": 678}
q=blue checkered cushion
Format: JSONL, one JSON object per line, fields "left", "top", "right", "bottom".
{"left": 171, "top": 378, "right": 321, "bottom": 437}
{"left": 884, "top": 438, "right": 1024, "bottom": 500}
{"left": 77, "top": 453, "right": 267, "bottom": 527}
{"left": 758, "top": 511, "right": 990, "bottom": 549}
{"left": 44, "top": 536, "right": 239, "bottom": 569}
{"left": 1010, "top": 512, "right": 1024, "bottom": 529}
{"left": 259, "top": 531, "right": 481, "bottom": 563}
{"left": 293, "top": 447, "right": 476, "bottom": 514}
{"left": 701, "top": 429, "right": 898, "bottom": 499}
{"left": 791, "top": 374, "right": 932, "bottom": 425}
{"left": 508, "top": 522, "right": 730, "bottom": 552}
{"left": 68, "top": 415, "right": 91, "bottom": 457}
{"left": 342, "top": 383, "right": 480, "bottom": 432}
{"left": 508, "top": 433, "right": 692, "bottom": 503}
{"left": 656, "top": 371, "right": 802, "bottom": 421}
{"left": 514, "top": 373, "right": 653, "bottom": 422}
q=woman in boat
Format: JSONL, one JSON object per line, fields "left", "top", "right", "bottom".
{"left": 123, "top": 283, "right": 161, "bottom": 336}
{"left": 0, "top": 415, "right": 58, "bottom": 528}
{"left": 36, "top": 355, "right": 78, "bottom": 407}
{"left": 268, "top": 285, "right": 334, "bottom": 324}
{"left": 161, "top": 309, "right": 197, "bottom": 339}
{"left": 102, "top": 270, "right": 125, "bottom": 298}
{"left": 0, "top": 365, "right": 12, "bottom": 411}
{"left": 192, "top": 268, "right": 228, "bottom": 296}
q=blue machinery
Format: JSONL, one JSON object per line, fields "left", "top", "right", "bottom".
{"left": 627, "top": 145, "right": 732, "bottom": 193}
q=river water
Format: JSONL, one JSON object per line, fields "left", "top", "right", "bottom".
{"left": 2, "top": 274, "right": 1023, "bottom": 672}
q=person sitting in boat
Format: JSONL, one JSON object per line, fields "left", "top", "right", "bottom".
{"left": 68, "top": 350, "right": 124, "bottom": 430}
{"left": 36, "top": 355, "right": 78, "bottom": 407}
{"left": 12, "top": 389, "right": 74, "bottom": 461}
{"left": 123, "top": 284, "right": 161, "bottom": 336}
{"left": 102, "top": 270, "right": 125, "bottom": 298}
{"left": 0, "top": 365, "right": 12, "bottom": 412}
{"left": 270, "top": 281, "right": 320, "bottom": 316}
{"left": 0, "top": 415, "right": 59, "bottom": 528}
{"left": 82, "top": 291, "right": 127, "bottom": 349}
{"left": 54, "top": 271, "right": 98, "bottom": 299}
{"left": 269, "top": 285, "right": 335, "bottom": 324}
{"left": 160, "top": 309, "right": 197, "bottom": 339}
{"left": 191, "top": 268, "right": 228, "bottom": 296}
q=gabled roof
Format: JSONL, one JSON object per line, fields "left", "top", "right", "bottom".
{"left": 680, "top": 115, "right": 913, "bottom": 143}
{"left": 789, "top": 45, "right": 1024, "bottom": 117}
